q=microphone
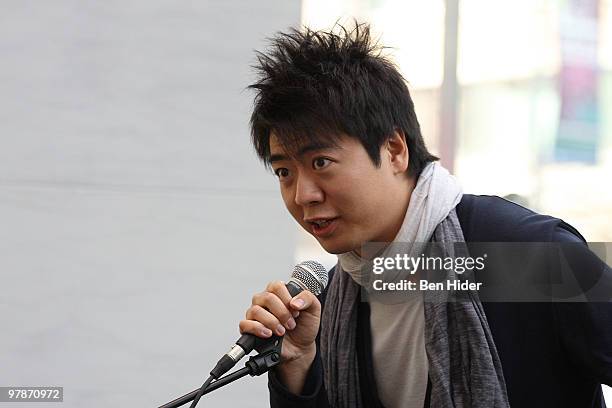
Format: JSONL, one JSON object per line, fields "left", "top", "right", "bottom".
{"left": 209, "top": 260, "right": 329, "bottom": 380}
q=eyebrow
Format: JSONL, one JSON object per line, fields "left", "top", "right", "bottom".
{"left": 270, "top": 143, "right": 339, "bottom": 163}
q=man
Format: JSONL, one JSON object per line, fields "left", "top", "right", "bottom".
{"left": 239, "top": 23, "right": 612, "bottom": 407}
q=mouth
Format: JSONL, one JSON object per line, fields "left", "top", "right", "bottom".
{"left": 305, "top": 217, "right": 340, "bottom": 238}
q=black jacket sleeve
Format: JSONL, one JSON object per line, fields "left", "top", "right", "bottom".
{"left": 551, "top": 225, "right": 612, "bottom": 387}
{"left": 268, "top": 349, "right": 330, "bottom": 408}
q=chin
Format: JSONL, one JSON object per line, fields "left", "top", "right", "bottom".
{"left": 317, "top": 238, "right": 358, "bottom": 255}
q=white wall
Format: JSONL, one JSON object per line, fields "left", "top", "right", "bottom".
{"left": 0, "top": 1, "right": 301, "bottom": 406}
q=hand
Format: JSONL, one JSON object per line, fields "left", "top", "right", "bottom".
{"left": 239, "top": 280, "right": 321, "bottom": 364}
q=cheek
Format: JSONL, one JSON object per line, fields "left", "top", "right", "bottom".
{"left": 327, "top": 186, "right": 368, "bottom": 223}
{"left": 332, "top": 182, "right": 388, "bottom": 225}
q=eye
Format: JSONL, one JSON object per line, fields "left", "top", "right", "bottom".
{"left": 274, "top": 168, "right": 290, "bottom": 179}
{"left": 312, "top": 157, "right": 332, "bottom": 170}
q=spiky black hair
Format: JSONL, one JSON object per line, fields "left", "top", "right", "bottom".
{"left": 248, "top": 22, "right": 438, "bottom": 177}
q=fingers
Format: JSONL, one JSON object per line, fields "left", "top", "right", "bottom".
{"left": 265, "top": 280, "right": 292, "bottom": 304}
{"left": 241, "top": 280, "right": 321, "bottom": 340}
{"left": 245, "top": 304, "right": 292, "bottom": 336}
{"left": 239, "top": 319, "right": 273, "bottom": 338}
{"left": 243, "top": 280, "right": 296, "bottom": 337}
{"left": 264, "top": 280, "right": 299, "bottom": 318}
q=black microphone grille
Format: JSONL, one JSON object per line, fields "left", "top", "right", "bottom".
{"left": 291, "top": 261, "right": 329, "bottom": 296}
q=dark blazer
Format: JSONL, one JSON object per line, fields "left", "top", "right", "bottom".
{"left": 269, "top": 194, "right": 612, "bottom": 408}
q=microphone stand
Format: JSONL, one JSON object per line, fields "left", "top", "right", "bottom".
{"left": 158, "top": 337, "right": 283, "bottom": 408}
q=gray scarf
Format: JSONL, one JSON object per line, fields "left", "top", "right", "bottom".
{"left": 319, "top": 163, "right": 510, "bottom": 408}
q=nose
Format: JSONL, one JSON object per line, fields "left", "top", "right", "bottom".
{"left": 294, "top": 173, "right": 324, "bottom": 206}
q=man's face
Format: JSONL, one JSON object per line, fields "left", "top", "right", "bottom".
{"left": 269, "top": 132, "right": 412, "bottom": 254}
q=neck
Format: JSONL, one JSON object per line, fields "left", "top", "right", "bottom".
{"left": 391, "top": 175, "right": 416, "bottom": 236}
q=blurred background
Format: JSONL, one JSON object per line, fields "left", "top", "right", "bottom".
{"left": 0, "top": 0, "right": 610, "bottom": 406}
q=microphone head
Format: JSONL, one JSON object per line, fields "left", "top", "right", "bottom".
{"left": 291, "top": 261, "right": 329, "bottom": 296}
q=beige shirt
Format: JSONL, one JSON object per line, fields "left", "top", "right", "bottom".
{"left": 342, "top": 261, "right": 429, "bottom": 408}
{"left": 368, "top": 295, "right": 428, "bottom": 408}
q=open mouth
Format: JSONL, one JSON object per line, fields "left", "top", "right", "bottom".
{"left": 308, "top": 217, "right": 339, "bottom": 237}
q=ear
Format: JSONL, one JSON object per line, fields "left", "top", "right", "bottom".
{"left": 384, "top": 129, "right": 409, "bottom": 174}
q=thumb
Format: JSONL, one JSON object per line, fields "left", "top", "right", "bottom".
{"left": 290, "top": 291, "right": 318, "bottom": 312}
